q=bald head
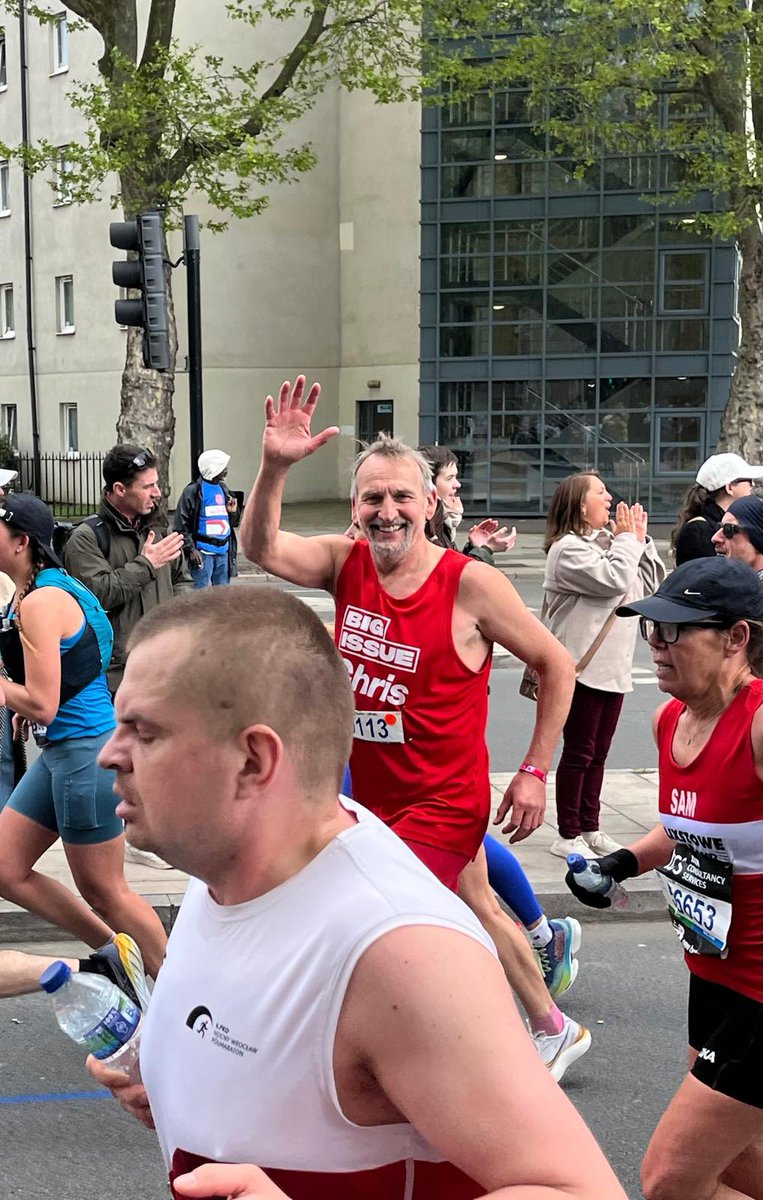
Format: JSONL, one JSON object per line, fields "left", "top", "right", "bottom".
{"left": 126, "top": 586, "right": 354, "bottom": 792}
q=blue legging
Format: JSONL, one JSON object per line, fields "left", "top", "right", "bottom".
{"left": 483, "top": 833, "right": 543, "bottom": 927}
{"left": 341, "top": 767, "right": 543, "bottom": 928}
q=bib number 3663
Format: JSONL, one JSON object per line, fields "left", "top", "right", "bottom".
{"left": 353, "top": 711, "right": 405, "bottom": 744}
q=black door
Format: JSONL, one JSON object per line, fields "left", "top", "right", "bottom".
{"left": 356, "top": 399, "right": 394, "bottom": 444}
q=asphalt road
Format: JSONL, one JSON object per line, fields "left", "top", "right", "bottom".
{"left": 1, "top": 923, "right": 687, "bottom": 1200}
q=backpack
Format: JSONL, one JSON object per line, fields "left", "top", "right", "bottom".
{"left": 53, "top": 514, "right": 111, "bottom": 562}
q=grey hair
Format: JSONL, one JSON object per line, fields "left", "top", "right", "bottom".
{"left": 350, "top": 433, "right": 435, "bottom": 501}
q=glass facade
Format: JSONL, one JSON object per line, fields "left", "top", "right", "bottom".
{"left": 420, "top": 88, "right": 739, "bottom": 517}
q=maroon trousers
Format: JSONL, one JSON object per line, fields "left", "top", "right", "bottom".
{"left": 555, "top": 681, "right": 625, "bottom": 839}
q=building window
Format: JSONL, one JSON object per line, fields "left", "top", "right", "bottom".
{"left": 0, "top": 160, "right": 9, "bottom": 215}
{"left": 53, "top": 146, "right": 73, "bottom": 205}
{"left": 0, "top": 283, "right": 13, "bottom": 338}
{"left": 55, "top": 274, "right": 75, "bottom": 333}
{"left": 0, "top": 29, "right": 7, "bottom": 90}
{"left": 60, "top": 403, "right": 78, "bottom": 453}
{"left": 50, "top": 12, "right": 68, "bottom": 74}
{"left": 659, "top": 251, "right": 709, "bottom": 313}
{"left": 1, "top": 403, "right": 17, "bottom": 449}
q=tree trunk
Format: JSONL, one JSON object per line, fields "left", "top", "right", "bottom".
{"left": 716, "top": 225, "right": 763, "bottom": 461}
{"left": 115, "top": 271, "right": 177, "bottom": 502}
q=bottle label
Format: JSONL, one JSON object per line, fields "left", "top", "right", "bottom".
{"left": 85, "top": 997, "right": 141, "bottom": 1060}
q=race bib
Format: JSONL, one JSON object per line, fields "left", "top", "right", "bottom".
{"left": 656, "top": 844, "right": 732, "bottom": 957}
{"left": 353, "top": 710, "right": 405, "bottom": 744}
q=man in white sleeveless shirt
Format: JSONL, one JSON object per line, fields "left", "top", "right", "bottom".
{"left": 89, "top": 586, "right": 624, "bottom": 1200}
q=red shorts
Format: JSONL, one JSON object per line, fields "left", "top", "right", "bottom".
{"left": 402, "top": 839, "right": 471, "bottom": 892}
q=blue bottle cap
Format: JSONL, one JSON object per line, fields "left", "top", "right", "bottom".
{"left": 39, "top": 961, "right": 73, "bottom": 994}
{"left": 566, "top": 853, "right": 588, "bottom": 872}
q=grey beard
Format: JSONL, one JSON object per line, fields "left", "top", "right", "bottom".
{"left": 363, "top": 522, "right": 415, "bottom": 565}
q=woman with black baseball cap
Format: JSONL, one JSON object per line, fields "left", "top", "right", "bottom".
{"left": 0, "top": 494, "right": 166, "bottom": 985}
{"left": 566, "top": 556, "right": 763, "bottom": 1200}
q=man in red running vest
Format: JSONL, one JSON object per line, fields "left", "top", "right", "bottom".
{"left": 242, "top": 376, "right": 575, "bottom": 887}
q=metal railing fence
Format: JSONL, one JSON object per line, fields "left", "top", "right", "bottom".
{"left": 8, "top": 453, "right": 105, "bottom": 517}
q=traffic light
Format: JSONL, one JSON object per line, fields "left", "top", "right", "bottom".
{"left": 110, "top": 211, "right": 171, "bottom": 371}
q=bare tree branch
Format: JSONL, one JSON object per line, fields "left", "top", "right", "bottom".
{"left": 164, "top": 2, "right": 330, "bottom": 187}
{"left": 259, "top": 3, "right": 329, "bottom": 105}
{"left": 140, "top": 0, "right": 177, "bottom": 72}
{"left": 64, "top": 0, "right": 138, "bottom": 82}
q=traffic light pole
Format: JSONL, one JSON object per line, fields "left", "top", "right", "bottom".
{"left": 184, "top": 215, "right": 204, "bottom": 478}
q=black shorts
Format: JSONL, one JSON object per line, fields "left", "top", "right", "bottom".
{"left": 688, "top": 975, "right": 763, "bottom": 1109}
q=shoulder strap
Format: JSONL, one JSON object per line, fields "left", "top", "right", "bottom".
{"left": 34, "top": 569, "right": 113, "bottom": 673}
{"left": 575, "top": 605, "right": 622, "bottom": 674}
{"left": 84, "top": 514, "right": 111, "bottom": 559}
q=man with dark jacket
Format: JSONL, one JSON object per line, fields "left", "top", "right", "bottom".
{"left": 173, "top": 449, "right": 239, "bottom": 588}
{"left": 64, "top": 444, "right": 190, "bottom": 693}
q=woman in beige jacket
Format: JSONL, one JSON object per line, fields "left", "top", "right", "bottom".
{"left": 543, "top": 474, "right": 666, "bottom": 859}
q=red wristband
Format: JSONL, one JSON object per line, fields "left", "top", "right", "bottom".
{"left": 518, "top": 763, "right": 548, "bottom": 784}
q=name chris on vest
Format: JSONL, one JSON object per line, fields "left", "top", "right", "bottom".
{"left": 338, "top": 606, "right": 418, "bottom": 707}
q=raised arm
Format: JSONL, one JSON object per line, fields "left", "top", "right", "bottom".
{"left": 460, "top": 562, "right": 576, "bottom": 841}
{"left": 239, "top": 377, "right": 350, "bottom": 591}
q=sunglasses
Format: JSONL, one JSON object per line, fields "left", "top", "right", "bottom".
{"left": 130, "top": 450, "right": 152, "bottom": 471}
{"left": 639, "top": 617, "right": 730, "bottom": 645}
{"left": 720, "top": 523, "right": 748, "bottom": 539}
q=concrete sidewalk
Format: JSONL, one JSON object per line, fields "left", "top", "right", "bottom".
{"left": 0, "top": 768, "right": 665, "bottom": 944}
{"left": 238, "top": 502, "right": 675, "bottom": 579}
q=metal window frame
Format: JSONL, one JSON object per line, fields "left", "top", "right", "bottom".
{"left": 0, "top": 282, "right": 14, "bottom": 337}
{"left": 55, "top": 274, "right": 75, "bottom": 334}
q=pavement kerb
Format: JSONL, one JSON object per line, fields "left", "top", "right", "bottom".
{"left": 0, "top": 769, "right": 667, "bottom": 943}
{"left": 0, "top": 896, "right": 185, "bottom": 945}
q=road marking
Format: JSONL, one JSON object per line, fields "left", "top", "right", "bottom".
{"left": 0, "top": 1090, "right": 109, "bottom": 1105}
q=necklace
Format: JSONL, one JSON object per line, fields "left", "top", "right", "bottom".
{"left": 684, "top": 714, "right": 719, "bottom": 746}
{"left": 683, "top": 677, "right": 752, "bottom": 745}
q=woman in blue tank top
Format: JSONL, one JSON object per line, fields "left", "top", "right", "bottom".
{"left": 0, "top": 494, "right": 166, "bottom": 977}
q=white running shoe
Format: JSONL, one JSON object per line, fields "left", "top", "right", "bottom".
{"left": 124, "top": 842, "right": 173, "bottom": 870}
{"left": 533, "top": 1017, "right": 591, "bottom": 1082}
{"left": 583, "top": 830, "right": 623, "bottom": 856}
{"left": 549, "top": 834, "right": 590, "bottom": 859}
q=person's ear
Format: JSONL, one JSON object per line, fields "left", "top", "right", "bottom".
{"left": 725, "top": 621, "right": 750, "bottom": 656}
{"left": 236, "top": 724, "right": 283, "bottom": 794}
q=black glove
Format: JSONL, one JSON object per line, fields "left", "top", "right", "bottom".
{"left": 564, "top": 848, "right": 639, "bottom": 909}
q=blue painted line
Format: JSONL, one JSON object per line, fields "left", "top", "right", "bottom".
{"left": 0, "top": 1089, "right": 109, "bottom": 1105}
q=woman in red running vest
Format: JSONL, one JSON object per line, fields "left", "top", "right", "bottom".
{"left": 566, "top": 557, "right": 763, "bottom": 1200}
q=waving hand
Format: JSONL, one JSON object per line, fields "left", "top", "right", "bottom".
{"left": 262, "top": 376, "right": 339, "bottom": 468}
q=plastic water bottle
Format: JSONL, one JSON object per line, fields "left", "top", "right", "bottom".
{"left": 39, "top": 962, "right": 142, "bottom": 1082}
{"left": 567, "top": 853, "right": 629, "bottom": 910}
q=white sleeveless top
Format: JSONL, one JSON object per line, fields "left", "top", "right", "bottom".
{"left": 141, "top": 799, "right": 495, "bottom": 1197}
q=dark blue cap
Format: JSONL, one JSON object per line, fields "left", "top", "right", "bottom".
{"left": 727, "top": 495, "right": 763, "bottom": 554}
{"left": 39, "top": 961, "right": 72, "bottom": 993}
{"left": 617, "top": 557, "right": 763, "bottom": 624}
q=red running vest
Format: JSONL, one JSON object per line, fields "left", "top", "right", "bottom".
{"left": 335, "top": 540, "right": 492, "bottom": 860}
{"left": 656, "top": 678, "right": 763, "bottom": 1002}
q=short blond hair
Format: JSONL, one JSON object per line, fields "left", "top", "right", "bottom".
{"left": 350, "top": 433, "right": 434, "bottom": 501}
{"left": 127, "top": 587, "right": 354, "bottom": 793}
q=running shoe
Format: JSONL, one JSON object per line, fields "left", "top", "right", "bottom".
{"left": 534, "top": 916, "right": 582, "bottom": 999}
{"left": 533, "top": 1017, "right": 591, "bottom": 1082}
{"left": 549, "top": 834, "right": 589, "bottom": 859}
{"left": 582, "top": 830, "right": 623, "bottom": 856}
{"left": 124, "top": 842, "right": 173, "bottom": 870}
{"left": 87, "top": 933, "right": 152, "bottom": 1013}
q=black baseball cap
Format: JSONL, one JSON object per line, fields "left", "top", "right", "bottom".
{"left": 617, "top": 557, "right": 763, "bottom": 624}
{"left": 0, "top": 493, "right": 63, "bottom": 567}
